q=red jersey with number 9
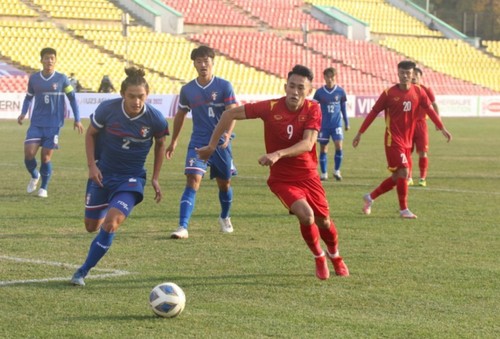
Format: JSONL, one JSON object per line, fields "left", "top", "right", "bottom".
{"left": 244, "top": 97, "right": 321, "bottom": 182}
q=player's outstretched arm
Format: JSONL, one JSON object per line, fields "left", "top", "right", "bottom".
{"left": 196, "top": 105, "right": 246, "bottom": 161}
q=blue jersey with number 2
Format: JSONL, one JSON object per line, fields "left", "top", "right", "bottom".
{"left": 91, "top": 98, "right": 169, "bottom": 177}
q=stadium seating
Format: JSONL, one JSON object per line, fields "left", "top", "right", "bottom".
{"left": 0, "top": 75, "right": 28, "bottom": 92}
{"left": 0, "top": 20, "right": 127, "bottom": 92}
{"left": 32, "top": 0, "right": 124, "bottom": 20}
{"left": 162, "top": 0, "right": 257, "bottom": 27}
{"left": 0, "top": 0, "right": 498, "bottom": 96}
{"left": 380, "top": 37, "right": 500, "bottom": 93}
{"left": 306, "top": 0, "right": 441, "bottom": 37}
{"left": 482, "top": 40, "right": 500, "bottom": 58}
{"left": 68, "top": 23, "right": 284, "bottom": 94}
{"left": 190, "top": 30, "right": 393, "bottom": 95}
{"left": 0, "top": 0, "right": 37, "bottom": 17}
{"left": 231, "top": 0, "right": 330, "bottom": 30}
{"left": 286, "top": 32, "right": 497, "bottom": 95}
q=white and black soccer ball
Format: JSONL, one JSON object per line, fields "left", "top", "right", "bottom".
{"left": 149, "top": 282, "right": 186, "bottom": 318}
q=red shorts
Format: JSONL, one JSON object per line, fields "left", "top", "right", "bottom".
{"left": 385, "top": 145, "right": 410, "bottom": 172}
{"left": 267, "top": 176, "right": 330, "bottom": 217}
{"left": 413, "top": 120, "right": 429, "bottom": 153}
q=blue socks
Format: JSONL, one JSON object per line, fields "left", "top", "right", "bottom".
{"left": 24, "top": 158, "right": 38, "bottom": 178}
{"left": 219, "top": 187, "right": 233, "bottom": 219}
{"left": 80, "top": 228, "right": 116, "bottom": 273}
{"left": 40, "top": 161, "right": 52, "bottom": 190}
{"left": 319, "top": 152, "right": 327, "bottom": 174}
{"left": 179, "top": 187, "right": 197, "bottom": 228}
{"left": 334, "top": 150, "right": 343, "bottom": 172}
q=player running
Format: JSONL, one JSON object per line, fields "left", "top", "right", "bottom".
{"left": 197, "top": 65, "right": 349, "bottom": 280}
{"left": 71, "top": 67, "right": 169, "bottom": 286}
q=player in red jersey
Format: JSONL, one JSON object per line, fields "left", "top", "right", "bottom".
{"left": 352, "top": 61, "right": 452, "bottom": 219}
{"left": 196, "top": 65, "right": 349, "bottom": 280}
{"left": 408, "top": 67, "right": 440, "bottom": 187}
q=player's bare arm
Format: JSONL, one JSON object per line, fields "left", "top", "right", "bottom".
{"left": 219, "top": 103, "right": 238, "bottom": 149}
{"left": 74, "top": 121, "right": 85, "bottom": 134}
{"left": 352, "top": 132, "right": 362, "bottom": 148}
{"left": 196, "top": 105, "right": 246, "bottom": 160}
{"left": 152, "top": 135, "right": 167, "bottom": 203}
{"left": 17, "top": 113, "right": 27, "bottom": 125}
{"left": 85, "top": 125, "right": 103, "bottom": 187}
{"left": 260, "top": 129, "right": 317, "bottom": 167}
{"left": 165, "top": 109, "right": 188, "bottom": 159}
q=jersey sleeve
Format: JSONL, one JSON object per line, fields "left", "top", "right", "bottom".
{"left": 424, "top": 85, "right": 436, "bottom": 103}
{"left": 178, "top": 86, "right": 191, "bottom": 112}
{"left": 91, "top": 103, "right": 108, "bottom": 130}
{"left": 244, "top": 99, "right": 272, "bottom": 120}
{"left": 149, "top": 105, "right": 170, "bottom": 138}
{"left": 223, "top": 80, "right": 237, "bottom": 107}
{"left": 305, "top": 101, "right": 321, "bottom": 131}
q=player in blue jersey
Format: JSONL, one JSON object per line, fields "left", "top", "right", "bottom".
{"left": 17, "top": 47, "right": 84, "bottom": 198}
{"left": 313, "top": 67, "right": 349, "bottom": 181}
{"left": 71, "top": 67, "right": 169, "bottom": 286}
{"left": 165, "top": 46, "right": 238, "bottom": 239}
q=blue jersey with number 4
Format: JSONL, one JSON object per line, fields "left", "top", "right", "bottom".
{"left": 178, "top": 76, "right": 237, "bottom": 147}
{"left": 91, "top": 98, "right": 169, "bottom": 176}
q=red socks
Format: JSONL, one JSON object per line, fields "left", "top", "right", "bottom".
{"left": 318, "top": 221, "right": 339, "bottom": 256}
{"left": 396, "top": 177, "right": 408, "bottom": 210}
{"left": 300, "top": 223, "right": 323, "bottom": 257}
{"left": 419, "top": 157, "right": 428, "bottom": 179}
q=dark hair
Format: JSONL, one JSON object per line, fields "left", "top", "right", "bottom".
{"left": 120, "top": 67, "right": 149, "bottom": 93}
{"left": 40, "top": 47, "right": 56, "bottom": 59}
{"left": 414, "top": 67, "right": 423, "bottom": 76}
{"left": 398, "top": 60, "right": 416, "bottom": 70}
{"left": 323, "top": 67, "right": 337, "bottom": 76}
{"left": 190, "top": 46, "right": 215, "bottom": 60}
{"left": 288, "top": 64, "right": 314, "bottom": 82}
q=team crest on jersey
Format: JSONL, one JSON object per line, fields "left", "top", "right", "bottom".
{"left": 140, "top": 126, "right": 150, "bottom": 137}
{"left": 211, "top": 91, "right": 218, "bottom": 101}
{"left": 394, "top": 97, "right": 400, "bottom": 101}
{"left": 52, "top": 83, "right": 58, "bottom": 90}
{"left": 299, "top": 115, "right": 307, "bottom": 121}
{"left": 274, "top": 115, "right": 283, "bottom": 120}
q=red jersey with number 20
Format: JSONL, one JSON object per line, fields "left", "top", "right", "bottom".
{"left": 359, "top": 84, "right": 443, "bottom": 149}
{"left": 244, "top": 97, "right": 321, "bottom": 182}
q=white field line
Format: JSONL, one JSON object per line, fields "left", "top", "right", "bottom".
{"left": 0, "top": 255, "right": 132, "bottom": 286}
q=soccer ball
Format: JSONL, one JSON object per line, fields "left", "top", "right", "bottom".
{"left": 149, "top": 282, "right": 186, "bottom": 318}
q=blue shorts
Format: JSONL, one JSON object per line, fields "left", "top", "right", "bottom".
{"left": 25, "top": 126, "right": 60, "bottom": 149}
{"left": 318, "top": 127, "right": 343, "bottom": 144}
{"left": 184, "top": 144, "right": 233, "bottom": 180}
{"left": 85, "top": 175, "right": 146, "bottom": 219}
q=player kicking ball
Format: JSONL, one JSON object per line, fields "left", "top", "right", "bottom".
{"left": 197, "top": 65, "right": 349, "bottom": 280}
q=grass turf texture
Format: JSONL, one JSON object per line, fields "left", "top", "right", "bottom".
{"left": 0, "top": 117, "right": 498, "bottom": 338}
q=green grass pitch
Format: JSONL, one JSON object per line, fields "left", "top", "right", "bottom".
{"left": 0, "top": 117, "right": 499, "bottom": 338}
